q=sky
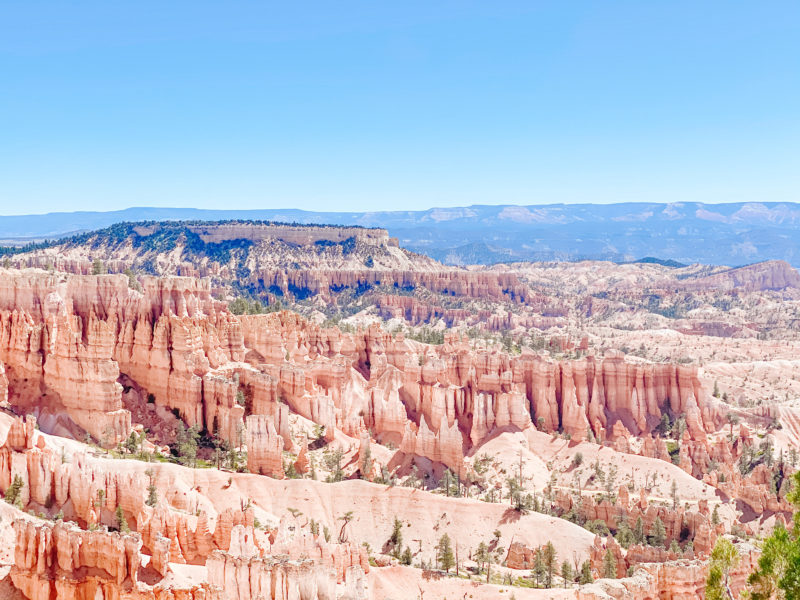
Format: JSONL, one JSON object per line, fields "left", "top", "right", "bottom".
{"left": 0, "top": 1, "right": 798, "bottom": 215}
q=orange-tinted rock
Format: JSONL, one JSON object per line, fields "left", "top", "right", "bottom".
{"left": 0, "top": 360, "right": 8, "bottom": 405}
{"left": 12, "top": 518, "right": 142, "bottom": 588}
{"left": 245, "top": 415, "right": 284, "bottom": 478}
{"left": 578, "top": 543, "right": 759, "bottom": 600}
{"left": 294, "top": 439, "right": 310, "bottom": 475}
{"left": 151, "top": 533, "right": 172, "bottom": 577}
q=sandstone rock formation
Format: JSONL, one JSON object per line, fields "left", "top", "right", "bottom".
{"left": 0, "top": 269, "right": 729, "bottom": 478}
{"left": 0, "top": 261, "right": 790, "bottom": 600}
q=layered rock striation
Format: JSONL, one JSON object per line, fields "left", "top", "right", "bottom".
{"left": 0, "top": 271, "right": 726, "bottom": 475}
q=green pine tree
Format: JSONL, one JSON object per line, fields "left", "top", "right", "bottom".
{"left": 437, "top": 533, "right": 455, "bottom": 572}
{"left": 579, "top": 560, "right": 594, "bottom": 584}
{"left": 705, "top": 537, "right": 739, "bottom": 600}
{"left": 389, "top": 517, "right": 404, "bottom": 558}
{"left": 4, "top": 475, "right": 24, "bottom": 508}
{"left": 533, "top": 548, "right": 546, "bottom": 587}
{"left": 115, "top": 505, "right": 130, "bottom": 533}
{"left": 602, "top": 548, "right": 617, "bottom": 579}
{"left": 561, "top": 560, "right": 573, "bottom": 588}
{"left": 542, "top": 541, "right": 557, "bottom": 588}
{"left": 650, "top": 516, "right": 667, "bottom": 548}
{"left": 145, "top": 469, "right": 158, "bottom": 507}
{"left": 634, "top": 516, "right": 645, "bottom": 545}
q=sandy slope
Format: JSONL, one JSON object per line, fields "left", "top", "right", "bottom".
{"left": 369, "top": 566, "right": 577, "bottom": 600}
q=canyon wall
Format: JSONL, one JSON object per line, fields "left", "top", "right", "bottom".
{"left": 0, "top": 271, "right": 724, "bottom": 474}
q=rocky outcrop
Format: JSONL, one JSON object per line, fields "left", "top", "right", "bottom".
{"left": 0, "top": 276, "right": 130, "bottom": 444}
{"left": 578, "top": 542, "right": 759, "bottom": 600}
{"left": 206, "top": 519, "right": 368, "bottom": 600}
{"left": 687, "top": 260, "right": 800, "bottom": 292}
{"left": 0, "top": 360, "right": 8, "bottom": 405}
{"left": 2, "top": 415, "right": 370, "bottom": 600}
{"left": 258, "top": 268, "right": 533, "bottom": 305}
{"left": 11, "top": 518, "right": 142, "bottom": 596}
{"left": 235, "top": 313, "right": 721, "bottom": 473}
{"left": 245, "top": 415, "right": 285, "bottom": 478}
{"left": 0, "top": 272, "right": 247, "bottom": 444}
{"left": 0, "top": 270, "right": 727, "bottom": 478}
{"left": 10, "top": 517, "right": 219, "bottom": 600}
{"left": 554, "top": 484, "right": 717, "bottom": 560}
{"left": 0, "top": 415, "right": 245, "bottom": 564}
{"left": 2, "top": 263, "right": 778, "bottom": 600}
{"left": 185, "top": 223, "right": 391, "bottom": 246}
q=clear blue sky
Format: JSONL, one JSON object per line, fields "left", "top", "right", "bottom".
{"left": 1, "top": 1, "right": 798, "bottom": 215}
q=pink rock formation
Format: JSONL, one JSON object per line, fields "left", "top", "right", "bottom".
{"left": 294, "top": 439, "right": 310, "bottom": 475}
{"left": 12, "top": 518, "right": 142, "bottom": 594}
{"left": 0, "top": 267, "right": 766, "bottom": 600}
{"left": 0, "top": 360, "right": 8, "bottom": 405}
{"left": 245, "top": 415, "right": 284, "bottom": 478}
{"left": 0, "top": 271, "right": 727, "bottom": 477}
{"left": 578, "top": 543, "right": 759, "bottom": 600}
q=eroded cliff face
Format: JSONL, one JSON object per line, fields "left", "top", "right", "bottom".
{"left": 0, "top": 269, "right": 784, "bottom": 599}
{"left": 686, "top": 260, "right": 800, "bottom": 292}
{"left": 0, "top": 272, "right": 244, "bottom": 445}
{"left": 12, "top": 518, "right": 143, "bottom": 598}
{"left": 0, "top": 271, "right": 777, "bottom": 537}
{"left": 577, "top": 543, "right": 759, "bottom": 600}
{"left": 10, "top": 517, "right": 365, "bottom": 600}
{"left": 0, "top": 274, "right": 130, "bottom": 443}
{"left": 236, "top": 311, "right": 724, "bottom": 477}
{"left": 1, "top": 411, "right": 370, "bottom": 600}
{"left": 0, "top": 270, "right": 725, "bottom": 471}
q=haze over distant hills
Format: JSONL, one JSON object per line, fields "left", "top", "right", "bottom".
{"left": 1, "top": 202, "right": 799, "bottom": 266}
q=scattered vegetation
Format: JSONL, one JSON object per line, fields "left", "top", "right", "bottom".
{"left": 4, "top": 475, "right": 24, "bottom": 508}
{"left": 705, "top": 537, "right": 739, "bottom": 600}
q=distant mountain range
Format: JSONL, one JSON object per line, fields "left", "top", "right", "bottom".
{"left": 1, "top": 202, "right": 799, "bottom": 266}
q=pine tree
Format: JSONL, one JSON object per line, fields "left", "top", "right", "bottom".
{"left": 475, "top": 541, "right": 490, "bottom": 574}
{"left": 389, "top": 517, "right": 404, "bottom": 558}
{"left": 115, "top": 505, "right": 130, "bottom": 533}
{"left": 579, "top": 560, "right": 594, "bottom": 584}
{"left": 542, "top": 541, "right": 557, "bottom": 588}
{"left": 145, "top": 469, "right": 158, "bottom": 507}
{"left": 324, "top": 449, "right": 344, "bottom": 482}
{"left": 437, "top": 533, "right": 455, "bottom": 572}
{"left": 533, "top": 548, "right": 546, "bottom": 587}
{"left": 705, "top": 537, "right": 739, "bottom": 600}
{"left": 338, "top": 511, "right": 354, "bottom": 544}
{"left": 440, "top": 469, "right": 455, "bottom": 497}
{"left": 616, "top": 520, "right": 634, "bottom": 548}
{"left": 634, "top": 516, "right": 645, "bottom": 545}
{"left": 4, "top": 475, "right": 24, "bottom": 507}
{"left": 176, "top": 423, "right": 200, "bottom": 467}
{"left": 361, "top": 443, "right": 373, "bottom": 479}
{"left": 561, "top": 560, "right": 573, "bottom": 588}
{"left": 602, "top": 548, "right": 617, "bottom": 579}
{"left": 650, "top": 517, "right": 667, "bottom": 548}
{"left": 123, "top": 267, "right": 141, "bottom": 291}
{"left": 401, "top": 546, "right": 413, "bottom": 566}
{"left": 507, "top": 477, "right": 523, "bottom": 510}
{"left": 92, "top": 258, "right": 106, "bottom": 275}
{"left": 671, "top": 479, "right": 679, "bottom": 509}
